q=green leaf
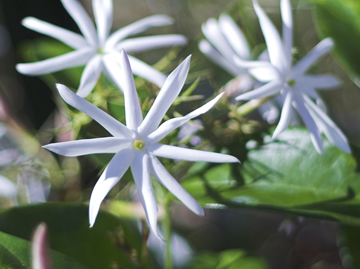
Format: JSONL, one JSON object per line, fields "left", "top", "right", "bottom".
{"left": 0, "top": 231, "right": 88, "bottom": 269}
{"left": 187, "top": 249, "right": 267, "bottom": 269}
{"left": 183, "top": 128, "right": 360, "bottom": 225}
{"left": 0, "top": 203, "right": 155, "bottom": 269}
{"left": 309, "top": 0, "right": 360, "bottom": 83}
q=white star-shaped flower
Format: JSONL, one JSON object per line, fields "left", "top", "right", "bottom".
{"left": 43, "top": 51, "right": 239, "bottom": 236}
{"left": 235, "top": 0, "right": 350, "bottom": 153}
{"left": 16, "top": 0, "right": 187, "bottom": 97}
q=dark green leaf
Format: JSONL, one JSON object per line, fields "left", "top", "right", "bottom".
{"left": 183, "top": 128, "right": 360, "bottom": 225}
{"left": 0, "top": 203, "right": 155, "bottom": 269}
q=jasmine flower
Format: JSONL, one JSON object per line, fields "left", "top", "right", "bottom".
{"left": 16, "top": 0, "right": 187, "bottom": 97}
{"left": 43, "top": 51, "right": 239, "bottom": 236}
{"left": 236, "top": 0, "right": 350, "bottom": 153}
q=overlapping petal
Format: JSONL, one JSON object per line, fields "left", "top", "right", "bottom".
{"left": 280, "top": 0, "right": 293, "bottom": 68}
{"left": 77, "top": 55, "right": 103, "bottom": 98}
{"left": 93, "top": 0, "right": 113, "bottom": 46}
{"left": 236, "top": 80, "right": 283, "bottom": 101}
{"left": 296, "top": 74, "right": 341, "bottom": 89}
{"left": 272, "top": 90, "right": 293, "bottom": 138}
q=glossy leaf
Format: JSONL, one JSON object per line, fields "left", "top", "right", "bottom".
{"left": 0, "top": 203, "right": 155, "bottom": 269}
{"left": 183, "top": 128, "right": 360, "bottom": 225}
{"left": 0, "top": 230, "right": 88, "bottom": 269}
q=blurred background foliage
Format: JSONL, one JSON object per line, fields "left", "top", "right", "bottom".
{"left": 0, "top": 0, "right": 358, "bottom": 268}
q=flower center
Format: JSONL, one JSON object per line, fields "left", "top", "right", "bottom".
{"left": 133, "top": 140, "right": 145, "bottom": 150}
{"left": 97, "top": 48, "right": 105, "bottom": 55}
{"left": 287, "top": 79, "right": 296, "bottom": 87}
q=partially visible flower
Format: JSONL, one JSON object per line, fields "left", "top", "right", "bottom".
{"left": 199, "top": 14, "right": 280, "bottom": 123}
{"left": 235, "top": 0, "right": 350, "bottom": 153}
{"left": 43, "top": 51, "right": 239, "bottom": 237}
{"left": 177, "top": 119, "right": 202, "bottom": 146}
{"left": 16, "top": 0, "right": 187, "bottom": 97}
{"left": 32, "top": 223, "right": 54, "bottom": 269}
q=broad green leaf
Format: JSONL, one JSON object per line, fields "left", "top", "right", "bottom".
{"left": 0, "top": 231, "right": 88, "bottom": 269}
{"left": 0, "top": 203, "right": 156, "bottom": 269}
{"left": 183, "top": 128, "right": 360, "bottom": 225}
{"left": 186, "top": 249, "right": 267, "bottom": 269}
{"left": 309, "top": 0, "right": 360, "bottom": 82}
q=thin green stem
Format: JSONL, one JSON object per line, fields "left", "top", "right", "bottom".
{"left": 236, "top": 96, "right": 273, "bottom": 116}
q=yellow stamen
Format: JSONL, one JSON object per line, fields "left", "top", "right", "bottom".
{"left": 288, "top": 79, "right": 296, "bottom": 87}
{"left": 133, "top": 140, "right": 145, "bottom": 150}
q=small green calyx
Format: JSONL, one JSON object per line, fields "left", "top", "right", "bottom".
{"left": 133, "top": 140, "right": 145, "bottom": 150}
{"left": 287, "top": 79, "right": 296, "bottom": 87}
{"left": 97, "top": 48, "right": 105, "bottom": 55}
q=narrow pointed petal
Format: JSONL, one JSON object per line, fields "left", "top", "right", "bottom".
{"left": 116, "top": 35, "right": 187, "bottom": 53}
{"left": 0, "top": 175, "right": 17, "bottom": 197}
{"left": 131, "top": 152, "right": 160, "bottom": 238}
{"left": 148, "top": 93, "right": 224, "bottom": 143}
{"left": 89, "top": 148, "right": 135, "bottom": 227}
{"left": 201, "top": 18, "right": 236, "bottom": 62}
{"left": 198, "top": 40, "right": 241, "bottom": 77}
{"left": 272, "top": 90, "right": 293, "bottom": 138}
{"left": 293, "top": 82, "right": 320, "bottom": 100}
{"left": 281, "top": 0, "right": 293, "bottom": 69}
{"left": 43, "top": 137, "right": 130, "bottom": 157}
{"left": 248, "top": 65, "right": 280, "bottom": 82}
{"left": 292, "top": 38, "right": 334, "bottom": 75}
{"left": 56, "top": 84, "right": 133, "bottom": 138}
{"left": 106, "top": 15, "right": 174, "bottom": 51}
{"left": 76, "top": 55, "right": 103, "bottom": 97}
{"left": 31, "top": 223, "right": 53, "bottom": 269}
{"left": 297, "top": 74, "right": 341, "bottom": 89}
{"left": 22, "top": 17, "right": 87, "bottom": 49}
{"left": 218, "top": 14, "right": 251, "bottom": 60}
{"left": 293, "top": 92, "right": 323, "bottom": 153}
{"left": 149, "top": 155, "right": 204, "bottom": 216}
{"left": 61, "top": 0, "right": 98, "bottom": 46}
{"left": 102, "top": 53, "right": 124, "bottom": 92}
{"left": 138, "top": 56, "right": 190, "bottom": 136}
{"left": 16, "top": 47, "right": 95, "bottom": 75}
{"left": 253, "top": 0, "right": 287, "bottom": 74}
{"left": 303, "top": 95, "right": 351, "bottom": 153}
{"left": 148, "top": 144, "right": 239, "bottom": 163}
{"left": 92, "top": 0, "right": 113, "bottom": 46}
{"left": 235, "top": 80, "right": 282, "bottom": 101}
{"left": 128, "top": 55, "right": 166, "bottom": 88}
{"left": 119, "top": 51, "right": 143, "bottom": 130}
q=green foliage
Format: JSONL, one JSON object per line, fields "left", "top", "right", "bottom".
{"left": 183, "top": 128, "right": 360, "bottom": 225}
{"left": 309, "top": 0, "right": 360, "bottom": 83}
{"left": 0, "top": 203, "right": 156, "bottom": 269}
{"left": 187, "top": 249, "right": 267, "bottom": 269}
{"left": 0, "top": 230, "right": 88, "bottom": 269}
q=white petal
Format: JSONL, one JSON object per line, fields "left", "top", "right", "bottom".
{"left": 148, "top": 144, "right": 239, "bottom": 163}
{"left": 138, "top": 56, "right": 190, "bottom": 136}
{"left": 296, "top": 74, "right": 341, "bottom": 89}
{"left": 248, "top": 65, "right": 280, "bottom": 82}
{"left": 102, "top": 53, "right": 124, "bottom": 92}
{"left": 0, "top": 175, "right": 17, "bottom": 197}
{"left": 235, "top": 80, "right": 283, "bottom": 100}
{"left": 149, "top": 155, "right": 204, "bottom": 215}
{"left": 272, "top": 90, "right": 293, "bottom": 138}
{"left": 218, "top": 14, "right": 251, "bottom": 60}
{"left": 92, "top": 0, "right": 113, "bottom": 46}
{"left": 43, "top": 137, "right": 130, "bottom": 157}
{"left": 22, "top": 17, "right": 87, "bottom": 49}
{"left": 257, "top": 100, "right": 280, "bottom": 124}
{"left": 128, "top": 55, "right": 166, "bottom": 88}
{"left": 61, "top": 0, "right": 98, "bottom": 46}
{"left": 201, "top": 18, "right": 236, "bottom": 63}
{"left": 281, "top": 0, "right": 293, "bottom": 69}
{"left": 293, "top": 92, "right": 323, "bottom": 153}
{"left": 303, "top": 95, "right": 351, "bottom": 153}
{"left": 116, "top": 35, "right": 187, "bottom": 53}
{"left": 292, "top": 38, "right": 334, "bottom": 75}
{"left": 106, "top": 15, "right": 174, "bottom": 51}
{"left": 89, "top": 148, "right": 135, "bottom": 227}
{"left": 119, "top": 51, "right": 143, "bottom": 130}
{"left": 76, "top": 55, "right": 103, "bottom": 97}
{"left": 148, "top": 93, "right": 224, "bottom": 143}
{"left": 252, "top": 0, "right": 288, "bottom": 74}
{"left": 56, "top": 84, "right": 133, "bottom": 138}
{"left": 16, "top": 47, "right": 95, "bottom": 75}
{"left": 293, "top": 82, "right": 320, "bottom": 100}
{"left": 131, "top": 152, "right": 160, "bottom": 238}
{"left": 198, "top": 40, "right": 242, "bottom": 77}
